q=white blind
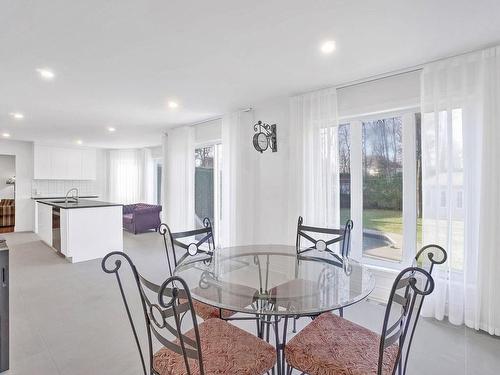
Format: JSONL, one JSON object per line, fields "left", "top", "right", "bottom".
{"left": 337, "top": 70, "right": 421, "bottom": 118}
{"left": 194, "top": 119, "right": 222, "bottom": 144}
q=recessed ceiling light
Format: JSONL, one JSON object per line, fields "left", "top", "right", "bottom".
{"left": 107, "top": 127, "right": 116, "bottom": 132}
{"left": 9, "top": 112, "right": 24, "bottom": 120}
{"left": 76, "top": 140, "right": 83, "bottom": 145}
{"left": 36, "top": 68, "right": 55, "bottom": 80}
{"left": 167, "top": 100, "right": 179, "bottom": 109}
{"left": 320, "top": 40, "right": 336, "bottom": 54}
{"left": 2, "top": 133, "right": 11, "bottom": 138}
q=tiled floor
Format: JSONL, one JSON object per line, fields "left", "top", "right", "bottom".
{"left": 3, "top": 231, "right": 500, "bottom": 374}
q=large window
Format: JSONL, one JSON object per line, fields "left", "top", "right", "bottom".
{"left": 362, "top": 117, "right": 403, "bottom": 261}
{"left": 340, "top": 111, "right": 421, "bottom": 267}
{"left": 195, "top": 144, "right": 222, "bottom": 242}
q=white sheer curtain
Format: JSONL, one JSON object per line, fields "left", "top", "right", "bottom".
{"left": 164, "top": 126, "right": 195, "bottom": 232}
{"left": 142, "top": 148, "right": 155, "bottom": 204}
{"left": 421, "top": 46, "right": 500, "bottom": 335}
{"left": 220, "top": 110, "right": 256, "bottom": 247}
{"left": 108, "top": 148, "right": 156, "bottom": 204}
{"left": 161, "top": 133, "right": 168, "bottom": 221}
{"left": 108, "top": 149, "right": 143, "bottom": 204}
{"left": 289, "top": 87, "right": 340, "bottom": 233}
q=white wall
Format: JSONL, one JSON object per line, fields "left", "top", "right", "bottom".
{"left": 251, "top": 96, "right": 292, "bottom": 245}
{"left": 0, "top": 155, "right": 15, "bottom": 199}
{"left": 0, "top": 139, "right": 34, "bottom": 231}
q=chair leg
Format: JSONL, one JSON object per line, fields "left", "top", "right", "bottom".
{"left": 286, "top": 364, "right": 293, "bottom": 375}
{"left": 273, "top": 316, "right": 282, "bottom": 375}
{"left": 292, "top": 316, "right": 297, "bottom": 333}
{"left": 339, "top": 307, "right": 344, "bottom": 317}
{"left": 266, "top": 316, "right": 271, "bottom": 342}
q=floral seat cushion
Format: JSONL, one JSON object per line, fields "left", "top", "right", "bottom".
{"left": 153, "top": 318, "right": 275, "bottom": 375}
{"left": 285, "top": 312, "right": 399, "bottom": 375}
{"left": 191, "top": 299, "right": 235, "bottom": 320}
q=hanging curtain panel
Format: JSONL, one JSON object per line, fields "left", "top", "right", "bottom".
{"left": 141, "top": 148, "right": 155, "bottom": 204}
{"left": 161, "top": 133, "right": 168, "bottom": 222}
{"left": 220, "top": 110, "right": 256, "bottom": 247}
{"left": 108, "top": 148, "right": 156, "bottom": 205}
{"left": 421, "top": 46, "right": 500, "bottom": 335}
{"left": 164, "top": 126, "right": 195, "bottom": 232}
{"left": 108, "top": 149, "right": 143, "bottom": 204}
{"left": 289, "top": 87, "right": 340, "bottom": 234}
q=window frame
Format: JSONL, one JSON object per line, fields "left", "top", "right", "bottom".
{"left": 341, "top": 107, "right": 419, "bottom": 270}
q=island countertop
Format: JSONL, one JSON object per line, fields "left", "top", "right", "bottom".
{"left": 31, "top": 195, "right": 98, "bottom": 200}
{"left": 36, "top": 199, "right": 122, "bottom": 209}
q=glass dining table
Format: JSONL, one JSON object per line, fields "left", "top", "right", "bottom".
{"left": 173, "top": 244, "right": 375, "bottom": 375}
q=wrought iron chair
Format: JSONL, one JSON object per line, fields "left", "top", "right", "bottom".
{"left": 285, "top": 266, "right": 435, "bottom": 375}
{"left": 281, "top": 217, "right": 353, "bottom": 332}
{"left": 102, "top": 251, "right": 276, "bottom": 375}
{"left": 159, "top": 218, "right": 215, "bottom": 277}
{"left": 296, "top": 216, "right": 354, "bottom": 265}
{"left": 158, "top": 219, "right": 248, "bottom": 321}
{"left": 399, "top": 244, "right": 447, "bottom": 374}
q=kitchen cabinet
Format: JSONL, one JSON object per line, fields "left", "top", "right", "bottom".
{"left": 81, "top": 149, "right": 97, "bottom": 180}
{"left": 35, "top": 200, "right": 123, "bottom": 263}
{"left": 37, "top": 201, "right": 53, "bottom": 246}
{"left": 33, "top": 144, "right": 96, "bottom": 180}
{"left": 33, "top": 144, "right": 52, "bottom": 179}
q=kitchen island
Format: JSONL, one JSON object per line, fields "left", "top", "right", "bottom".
{"left": 35, "top": 199, "right": 123, "bottom": 263}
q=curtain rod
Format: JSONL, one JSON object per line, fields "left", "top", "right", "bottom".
{"left": 335, "top": 67, "right": 423, "bottom": 90}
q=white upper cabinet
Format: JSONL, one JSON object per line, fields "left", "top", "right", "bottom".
{"left": 33, "top": 144, "right": 52, "bottom": 179}
{"left": 81, "top": 149, "right": 97, "bottom": 180}
{"left": 34, "top": 144, "right": 97, "bottom": 180}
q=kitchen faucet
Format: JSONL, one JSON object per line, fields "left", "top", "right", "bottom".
{"left": 65, "top": 188, "right": 79, "bottom": 204}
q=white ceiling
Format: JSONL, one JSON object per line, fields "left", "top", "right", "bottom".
{"left": 1, "top": 0, "right": 500, "bottom": 148}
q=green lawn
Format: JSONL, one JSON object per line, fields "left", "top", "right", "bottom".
{"left": 340, "top": 208, "right": 422, "bottom": 243}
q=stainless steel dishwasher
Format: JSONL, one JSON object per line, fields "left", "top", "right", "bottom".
{"left": 52, "top": 207, "right": 61, "bottom": 252}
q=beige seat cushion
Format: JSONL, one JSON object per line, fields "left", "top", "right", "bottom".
{"left": 285, "top": 312, "right": 399, "bottom": 375}
{"left": 153, "top": 318, "right": 275, "bottom": 375}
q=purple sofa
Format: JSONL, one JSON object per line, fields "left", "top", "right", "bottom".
{"left": 123, "top": 203, "right": 162, "bottom": 234}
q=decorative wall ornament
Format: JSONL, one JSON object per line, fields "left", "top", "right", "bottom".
{"left": 252, "top": 121, "right": 277, "bottom": 153}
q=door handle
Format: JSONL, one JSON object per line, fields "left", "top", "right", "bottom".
{"left": 1, "top": 267, "right": 6, "bottom": 287}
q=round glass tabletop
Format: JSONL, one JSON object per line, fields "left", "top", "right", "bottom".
{"left": 174, "top": 245, "right": 375, "bottom": 316}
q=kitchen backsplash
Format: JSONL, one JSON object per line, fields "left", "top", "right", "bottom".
{"left": 31, "top": 180, "right": 100, "bottom": 198}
